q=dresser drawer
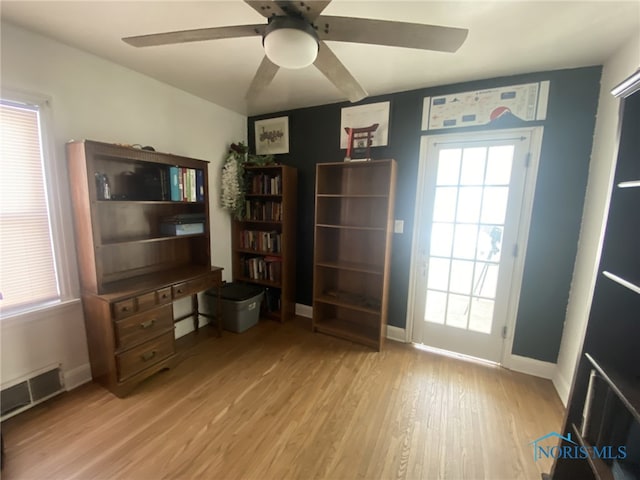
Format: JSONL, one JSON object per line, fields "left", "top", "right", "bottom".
{"left": 135, "top": 291, "right": 157, "bottom": 312}
{"left": 114, "top": 304, "right": 173, "bottom": 350}
{"left": 113, "top": 298, "right": 135, "bottom": 319}
{"left": 172, "top": 272, "right": 221, "bottom": 299}
{"left": 157, "top": 287, "right": 172, "bottom": 304}
{"left": 116, "top": 332, "right": 174, "bottom": 381}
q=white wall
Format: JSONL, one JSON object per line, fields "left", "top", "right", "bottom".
{"left": 553, "top": 32, "right": 640, "bottom": 405}
{"left": 0, "top": 22, "right": 246, "bottom": 390}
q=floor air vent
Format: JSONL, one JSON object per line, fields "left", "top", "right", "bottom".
{"left": 1, "top": 366, "right": 64, "bottom": 419}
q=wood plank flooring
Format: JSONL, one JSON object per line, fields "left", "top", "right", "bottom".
{"left": 2, "top": 318, "right": 563, "bottom": 479}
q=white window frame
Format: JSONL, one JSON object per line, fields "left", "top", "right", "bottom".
{"left": 1, "top": 88, "right": 79, "bottom": 321}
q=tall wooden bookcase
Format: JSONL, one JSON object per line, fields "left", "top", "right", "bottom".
{"left": 549, "top": 74, "right": 640, "bottom": 478}
{"left": 231, "top": 164, "right": 297, "bottom": 322}
{"left": 312, "top": 160, "right": 397, "bottom": 350}
{"left": 67, "top": 140, "right": 223, "bottom": 397}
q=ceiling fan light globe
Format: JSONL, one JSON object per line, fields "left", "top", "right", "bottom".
{"left": 264, "top": 28, "right": 318, "bottom": 69}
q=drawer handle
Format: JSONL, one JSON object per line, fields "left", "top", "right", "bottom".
{"left": 176, "top": 288, "right": 184, "bottom": 294}
{"left": 121, "top": 306, "right": 129, "bottom": 312}
{"left": 141, "top": 350, "right": 157, "bottom": 361}
{"left": 161, "top": 293, "right": 169, "bottom": 299}
{"left": 140, "top": 319, "right": 156, "bottom": 329}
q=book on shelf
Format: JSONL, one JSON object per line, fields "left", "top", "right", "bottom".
{"left": 243, "top": 200, "right": 282, "bottom": 221}
{"left": 247, "top": 173, "right": 283, "bottom": 195}
{"left": 169, "top": 166, "right": 181, "bottom": 201}
{"left": 196, "top": 169, "right": 204, "bottom": 202}
{"left": 239, "top": 230, "right": 281, "bottom": 253}
{"left": 242, "top": 255, "right": 282, "bottom": 282}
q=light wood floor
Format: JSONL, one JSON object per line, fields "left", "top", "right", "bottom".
{"left": 2, "top": 318, "right": 563, "bottom": 480}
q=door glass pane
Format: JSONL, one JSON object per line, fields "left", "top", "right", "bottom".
{"left": 427, "top": 257, "right": 450, "bottom": 291}
{"left": 477, "top": 226, "right": 503, "bottom": 262}
{"left": 430, "top": 222, "right": 454, "bottom": 257}
{"left": 452, "top": 224, "right": 478, "bottom": 259}
{"left": 436, "top": 149, "right": 462, "bottom": 185}
{"left": 446, "top": 294, "right": 469, "bottom": 329}
{"left": 456, "top": 187, "right": 482, "bottom": 223}
{"left": 480, "top": 187, "right": 509, "bottom": 224}
{"left": 485, "top": 146, "right": 514, "bottom": 185}
{"left": 425, "top": 290, "right": 446, "bottom": 324}
{"left": 460, "top": 147, "right": 486, "bottom": 185}
{"left": 432, "top": 187, "right": 457, "bottom": 222}
{"left": 468, "top": 298, "right": 494, "bottom": 333}
{"left": 449, "top": 260, "right": 474, "bottom": 295}
{"left": 423, "top": 141, "right": 518, "bottom": 340}
{"left": 473, "top": 262, "right": 499, "bottom": 298}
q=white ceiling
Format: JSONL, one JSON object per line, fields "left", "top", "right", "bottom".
{"left": 2, "top": 1, "right": 639, "bottom": 116}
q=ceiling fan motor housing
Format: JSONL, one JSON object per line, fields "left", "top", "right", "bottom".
{"left": 263, "top": 16, "right": 319, "bottom": 69}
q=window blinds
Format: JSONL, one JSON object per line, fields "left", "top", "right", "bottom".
{"left": 0, "top": 101, "right": 59, "bottom": 315}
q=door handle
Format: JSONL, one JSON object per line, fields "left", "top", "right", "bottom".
{"left": 141, "top": 350, "right": 157, "bottom": 362}
{"left": 140, "top": 319, "right": 156, "bottom": 329}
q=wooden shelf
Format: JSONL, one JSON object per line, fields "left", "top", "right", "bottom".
{"left": 67, "top": 140, "right": 221, "bottom": 397}
{"left": 100, "top": 233, "right": 205, "bottom": 247}
{"left": 231, "top": 165, "right": 297, "bottom": 323}
{"left": 570, "top": 423, "right": 614, "bottom": 480}
{"left": 234, "top": 248, "right": 282, "bottom": 257}
{"left": 96, "top": 200, "right": 204, "bottom": 205}
{"left": 316, "top": 193, "right": 389, "bottom": 199}
{"left": 237, "top": 219, "right": 282, "bottom": 225}
{"left": 315, "top": 260, "right": 383, "bottom": 275}
{"left": 235, "top": 276, "right": 282, "bottom": 289}
{"left": 585, "top": 353, "right": 640, "bottom": 424}
{"left": 100, "top": 264, "right": 219, "bottom": 301}
{"left": 316, "top": 223, "right": 386, "bottom": 231}
{"left": 312, "top": 160, "right": 396, "bottom": 350}
{"left": 551, "top": 78, "right": 640, "bottom": 480}
{"left": 313, "top": 317, "right": 380, "bottom": 349}
{"left": 245, "top": 194, "right": 282, "bottom": 199}
{"left": 315, "top": 294, "right": 381, "bottom": 315}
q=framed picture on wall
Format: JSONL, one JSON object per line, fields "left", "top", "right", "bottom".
{"left": 255, "top": 116, "right": 289, "bottom": 155}
{"left": 340, "top": 101, "right": 390, "bottom": 149}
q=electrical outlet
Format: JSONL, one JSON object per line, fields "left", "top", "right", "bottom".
{"left": 394, "top": 219, "right": 404, "bottom": 234}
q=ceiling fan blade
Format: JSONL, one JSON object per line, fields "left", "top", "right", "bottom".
{"left": 123, "top": 24, "right": 265, "bottom": 47}
{"left": 315, "top": 16, "right": 468, "bottom": 53}
{"left": 274, "top": 1, "right": 332, "bottom": 21}
{"left": 246, "top": 56, "right": 280, "bottom": 100}
{"left": 244, "top": 0, "right": 288, "bottom": 18}
{"left": 314, "top": 41, "right": 367, "bottom": 103}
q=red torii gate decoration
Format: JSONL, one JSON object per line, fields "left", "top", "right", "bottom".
{"left": 344, "top": 123, "right": 379, "bottom": 161}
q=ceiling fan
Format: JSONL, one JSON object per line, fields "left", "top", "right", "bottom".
{"left": 123, "top": 0, "right": 468, "bottom": 103}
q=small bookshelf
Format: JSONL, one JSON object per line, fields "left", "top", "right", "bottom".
{"left": 231, "top": 165, "right": 297, "bottom": 322}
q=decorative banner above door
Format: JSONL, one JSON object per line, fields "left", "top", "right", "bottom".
{"left": 421, "top": 81, "right": 550, "bottom": 131}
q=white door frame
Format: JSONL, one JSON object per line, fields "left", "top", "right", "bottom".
{"left": 405, "top": 127, "right": 544, "bottom": 365}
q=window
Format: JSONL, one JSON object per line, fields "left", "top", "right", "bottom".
{"left": 1, "top": 98, "right": 62, "bottom": 316}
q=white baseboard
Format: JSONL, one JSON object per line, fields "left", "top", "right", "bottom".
{"left": 63, "top": 363, "right": 92, "bottom": 391}
{"left": 552, "top": 369, "right": 571, "bottom": 406}
{"left": 295, "top": 303, "right": 313, "bottom": 319}
{"left": 505, "top": 354, "right": 556, "bottom": 379}
{"left": 386, "top": 325, "right": 407, "bottom": 343}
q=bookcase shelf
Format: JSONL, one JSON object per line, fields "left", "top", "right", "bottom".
{"left": 550, "top": 72, "right": 640, "bottom": 480}
{"left": 67, "top": 140, "right": 223, "bottom": 397}
{"left": 312, "top": 160, "right": 397, "bottom": 351}
{"left": 231, "top": 165, "right": 297, "bottom": 322}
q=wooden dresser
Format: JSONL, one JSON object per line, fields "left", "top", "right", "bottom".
{"left": 67, "top": 140, "right": 223, "bottom": 397}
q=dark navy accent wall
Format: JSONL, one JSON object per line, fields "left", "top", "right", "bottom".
{"left": 248, "top": 66, "right": 602, "bottom": 362}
